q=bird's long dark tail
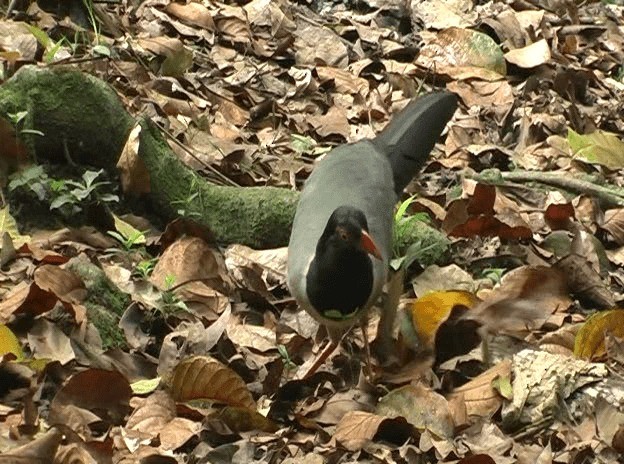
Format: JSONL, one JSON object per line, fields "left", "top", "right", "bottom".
{"left": 372, "top": 91, "right": 458, "bottom": 195}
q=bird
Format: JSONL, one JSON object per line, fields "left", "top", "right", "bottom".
{"left": 287, "top": 91, "right": 458, "bottom": 378}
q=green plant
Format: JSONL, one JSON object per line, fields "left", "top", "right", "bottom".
{"left": 133, "top": 258, "right": 157, "bottom": 279}
{"left": 9, "top": 167, "right": 118, "bottom": 220}
{"left": 8, "top": 165, "right": 49, "bottom": 201}
{"left": 6, "top": 110, "right": 44, "bottom": 137}
{"left": 159, "top": 274, "right": 189, "bottom": 316}
{"left": 49, "top": 169, "right": 118, "bottom": 215}
{"left": 481, "top": 268, "right": 505, "bottom": 285}
{"left": 107, "top": 216, "right": 147, "bottom": 251}
{"left": 392, "top": 195, "right": 430, "bottom": 257}
{"left": 26, "top": 25, "right": 68, "bottom": 63}
{"left": 278, "top": 344, "right": 297, "bottom": 371}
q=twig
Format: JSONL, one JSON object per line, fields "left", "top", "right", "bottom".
{"left": 469, "top": 169, "right": 624, "bottom": 207}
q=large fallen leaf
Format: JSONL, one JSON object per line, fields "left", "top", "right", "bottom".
{"left": 168, "top": 355, "right": 255, "bottom": 409}
{"left": 165, "top": 2, "right": 216, "bottom": 30}
{"left": 417, "top": 27, "right": 506, "bottom": 76}
{"left": 469, "top": 266, "right": 570, "bottom": 336}
{"left": 49, "top": 369, "right": 133, "bottom": 427}
{"left": 442, "top": 183, "right": 532, "bottom": 240}
{"left": 33, "top": 265, "right": 87, "bottom": 304}
{"left": 376, "top": 384, "right": 454, "bottom": 438}
{"left": 0, "top": 427, "right": 63, "bottom": 462}
{"left": 333, "top": 411, "right": 413, "bottom": 451}
{"left": 574, "top": 310, "right": 624, "bottom": 360}
{"left": 116, "top": 124, "right": 150, "bottom": 195}
{"left": 568, "top": 128, "right": 624, "bottom": 170}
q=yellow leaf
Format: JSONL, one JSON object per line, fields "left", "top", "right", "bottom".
{"left": 0, "top": 324, "right": 24, "bottom": 361}
{"left": 0, "top": 207, "right": 30, "bottom": 249}
{"left": 408, "top": 290, "right": 479, "bottom": 349}
{"left": 574, "top": 309, "right": 624, "bottom": 360}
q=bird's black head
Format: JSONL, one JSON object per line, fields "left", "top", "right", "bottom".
{"left": 319, "top": 206, "right": 382, "bottom": 260}
{"left": 306, "top": 206, "right": 382, "bottom": 321}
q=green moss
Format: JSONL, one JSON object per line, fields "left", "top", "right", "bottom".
{"left": 0, "top": 66, "right": 133, "bottom": 168}
{"left": 68, "top": 257, "right": 129, "bottom": 349}
{"left": 395, "top": 218, "right": 450, "bottom": 266}
{"left": 85, "top": 302, "right": 127, "bottom": 350}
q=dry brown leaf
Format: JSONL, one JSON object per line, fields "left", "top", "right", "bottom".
{"left": 116, "top": 124, "right": 150, "bottom": 195}
{"left": 0, "top": 427, "right": 63, "bottom": 461}
{"left": 168, "top": 355, "right": 255, "bottom": 410}
{"left": 151, "top": 236, "right": 234, "bottom": 295}
{"left": 333, "top": 411, "right": 413, "bottom": 452}
{"left": 443, "top": 184, "right": 532, "bottom": 239}
{"left": 601, "top": 208, "right": 624, "bottom": 245}
{"left": 294, "top": 21, "right": 348, "bottom": 67}
{"left": 215, "top": 5, "right": 252, "bottom": 45}
{"left": 27, "top": 319, "right": 74, "bottom": 365}
{"left": 448, "top": 360, "right": 511, "bottom": 419}
{"left": 471, "top": 266, "right": 570, "bottom": 333}
{"left": 376, "top": 384, "right": 454, "bottom": 438}
{"left": 555, "top": 254, "right": 615, "bottom": 308}
{"left": 316, "top": 66, "right": 369, "bottom": 96}
{"left": 226, "top": 319, "right": 276, "bottom": 352}
{"left": 165, "top": 2, "right": 216, "bottom": 31}
{"left": 446, "top": 79, "right": 514, "bottom": 113}
{"left": 308, "top": 105, "right": 350, "bottom": 139}
{"left": 410, "top": 0, "right": 477, "bottom": 29}
{"left": 33, "top": 264, "right": 87, "bottom": 304}
{"left": 0, "top": 281, "right": 56, "bottom": 323}
{"left": 417, "top": 27, "right": 506, "bottom": 76}
{"left": 218, "top": 405, "right": 279, "bottom": 433}
{"left": 126, "top": 390, "right": 176, "bottom": 439}
{"left": 49, "top": 369, "right": 132, "bottom": 427}
{"left": 504, "top": 39, "right": 551, "bottom": 68}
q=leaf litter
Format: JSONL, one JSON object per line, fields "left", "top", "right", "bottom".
{"left": 0, "top": 0, "right": 624, "bottom": 462}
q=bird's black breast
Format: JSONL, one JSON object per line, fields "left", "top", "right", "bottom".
{"left": 305, "top": 249, "right": 374, "bottom": 319}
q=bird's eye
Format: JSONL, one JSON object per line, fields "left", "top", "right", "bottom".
{"left": 337, "top": 227, "right": 349, "bottom": 241}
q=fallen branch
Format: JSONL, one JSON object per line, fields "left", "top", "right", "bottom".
{"left": 470, "top": 169, "right": 624, "bottom": 207}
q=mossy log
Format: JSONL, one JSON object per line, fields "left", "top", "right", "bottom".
{"left": 0, "top": 66, "right": 448, "bottom": 257}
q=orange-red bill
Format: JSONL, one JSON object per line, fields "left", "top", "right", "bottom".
{"left": 360, "top": 230, "right": 382, "bottom": 260}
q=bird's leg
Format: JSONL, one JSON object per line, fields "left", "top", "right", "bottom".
{"left": 360, "top": 317, "right": 374, "bottom": 380}
{"left": 375, "top": 267, "right": 404, "bottom": 362}
{"left": 297, "top": 327, "right": 345, "bottom": 380}
{"left": 299, "top": 339, "right": 339, "bottom": 379}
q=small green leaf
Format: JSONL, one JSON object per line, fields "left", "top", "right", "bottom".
{"left": 492, "top": 374, "right": 513, "bottom": 400}
{"left": 112, "top": 214, "right": 146, "bottom": 246}
{"left": 25, "top": 24, "right": 51, "bottom": 48}
{"left": 92, "top": 45, "right": 111, "bottom": 57}
{"left": 131, "top": 377, "right": 161, "bottom": 395}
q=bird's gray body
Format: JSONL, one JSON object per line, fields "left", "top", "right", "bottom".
{"left": 287, "top": 91, "right": 458, "bottom": 330}
{"left": 287, "top": 141, "right": 395, "bottom": 327}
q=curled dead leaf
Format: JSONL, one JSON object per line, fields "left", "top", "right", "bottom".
{"left": 168, "top": 355, "right": 255, "bottom": 410}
